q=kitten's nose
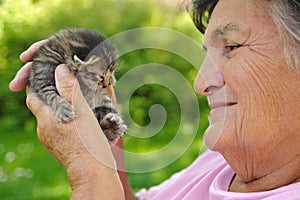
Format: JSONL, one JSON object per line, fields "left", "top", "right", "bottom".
{"left": 102, "top": 84, "right": 107, "bottom": 88}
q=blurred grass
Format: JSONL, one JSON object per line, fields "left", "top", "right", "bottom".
{"left": 0, "top": 0, "right": 209, "bottom": 199}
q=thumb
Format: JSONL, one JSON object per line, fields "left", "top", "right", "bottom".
{"left": 55, "top": 64, "right": 78, "bottom": 104}
{"left": 55, "top": 64, "right": 91, "bottom": 117}
{"left": 55, "top": 65, "right": 116, "bottom": 167}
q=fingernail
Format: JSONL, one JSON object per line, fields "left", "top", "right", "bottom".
{"left": 19, "top": 51, "right": 25, "bottom": 59}
{"left": 56, "top": 65, "right": 71, "bottom": 77}
{"left": 19, "top": 51, "right": 30, "bottom": 62}
{"left": 8, "top": 80, "right": 15, "bottom": 90}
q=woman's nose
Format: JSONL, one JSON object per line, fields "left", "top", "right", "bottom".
{"left": 194, "top": 56, "right": 225, "bottom": 96}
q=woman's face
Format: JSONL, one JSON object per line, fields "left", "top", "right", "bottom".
{"left": 194, "top": 0, "right": 300, "bottom": 180}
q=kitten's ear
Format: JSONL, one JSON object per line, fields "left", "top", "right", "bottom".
{"left": 85, "top": 55, "right": 100, "bottom": 65}
{"left": 74, "top": 55, "right": 85, "bottom": 65}
{"left": 71, "top": 55, "right": 85, "bottom": 73}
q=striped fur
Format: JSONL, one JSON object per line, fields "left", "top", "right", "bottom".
{"left": 29, "top": 28, "right": 127, "bottom": 141}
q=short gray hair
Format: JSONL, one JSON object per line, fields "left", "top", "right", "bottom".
{"left": 269, "top": 0, "right": 300, "bottom": 68}
{"left": 190, "top": 0, "right": 300, "bottom": 68}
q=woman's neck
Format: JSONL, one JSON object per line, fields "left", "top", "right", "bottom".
{"left": 229, "top": 156, "right": 300, "bottom": 192}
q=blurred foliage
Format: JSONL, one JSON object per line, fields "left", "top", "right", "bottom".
{"left": 0, "top": 0, "right": 209, "bottom": 199}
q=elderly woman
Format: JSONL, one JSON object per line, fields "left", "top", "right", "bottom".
{"left": 9, "top": 0, "right": 300, "bottom": 199}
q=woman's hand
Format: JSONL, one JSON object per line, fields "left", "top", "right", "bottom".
{"left": 9, "top": 41, "right": 125, "bottom": 199}
{"left": 27, "top": 65, "right": 124, "bottom": 199}
{"left": 10, "top": 40, "right": 117, "bottom": 168}
{"left": 26, "top": 64, "right": 116, "bottom": 168}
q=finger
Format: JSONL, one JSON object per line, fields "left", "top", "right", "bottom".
{"left": 55, "top": 64, "right": 91, "bottom": 116}
{"left": 9, "top": 62, "right": 32, "bottom": 92}
{"left": 54, "top": 64, "right": 77, "bottom": 103}
{"left": 110, "top": 138, "right": 120, "bottom": 146}
{"left": 20, "top": 40, "right": 47, "bottom": 62}
{"left": 55, "top": 65, "right": 116, "bottom": 167}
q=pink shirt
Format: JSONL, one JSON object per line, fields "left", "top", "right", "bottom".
{"left": 136, "top": 150, "right": 300, "bottom": 200}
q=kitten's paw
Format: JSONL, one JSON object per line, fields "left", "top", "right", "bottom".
{"left": 100, "top": 113, "right": 127, "bottom": 141}
{"left": 56, "top": 101, "right": 76, "bottom": 122}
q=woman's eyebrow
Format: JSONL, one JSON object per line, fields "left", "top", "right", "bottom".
{"left": 211, "top": 23, "right": 240, "bottom": 42}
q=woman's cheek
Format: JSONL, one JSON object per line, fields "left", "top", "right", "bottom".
{"left": 225, "top": 52, "right": 284, "bottom": 144}
{"left": 221, "top": 54, "right": 259, "bottom": 130}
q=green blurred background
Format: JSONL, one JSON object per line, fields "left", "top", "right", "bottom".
{"left": 0, "top": 0, "right": 209, "bottom": 199}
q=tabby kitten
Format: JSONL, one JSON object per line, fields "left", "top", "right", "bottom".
{"left": 29, "top": 28, "right": 127, "bottom": 141}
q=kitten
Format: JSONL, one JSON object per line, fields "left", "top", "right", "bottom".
{"left": 29, "top": 28, "right": 127, "bottom": 141}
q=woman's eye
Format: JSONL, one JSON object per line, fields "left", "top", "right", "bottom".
{"left": 224, "top": 44, "right": 242, "bottom": 55}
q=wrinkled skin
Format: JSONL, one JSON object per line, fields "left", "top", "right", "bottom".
{"left": 26, "top": 65, "right": 124, "bottom": 199}
{"left": 10, "top": 41, "right": 126, "bottom": 199}
{"left": 194, "top": 0, "right": 300, "bottom": 192}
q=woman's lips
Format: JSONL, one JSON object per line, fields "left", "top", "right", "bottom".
{"left": 209, "top": 102, "right": 237, "bottom": 110}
